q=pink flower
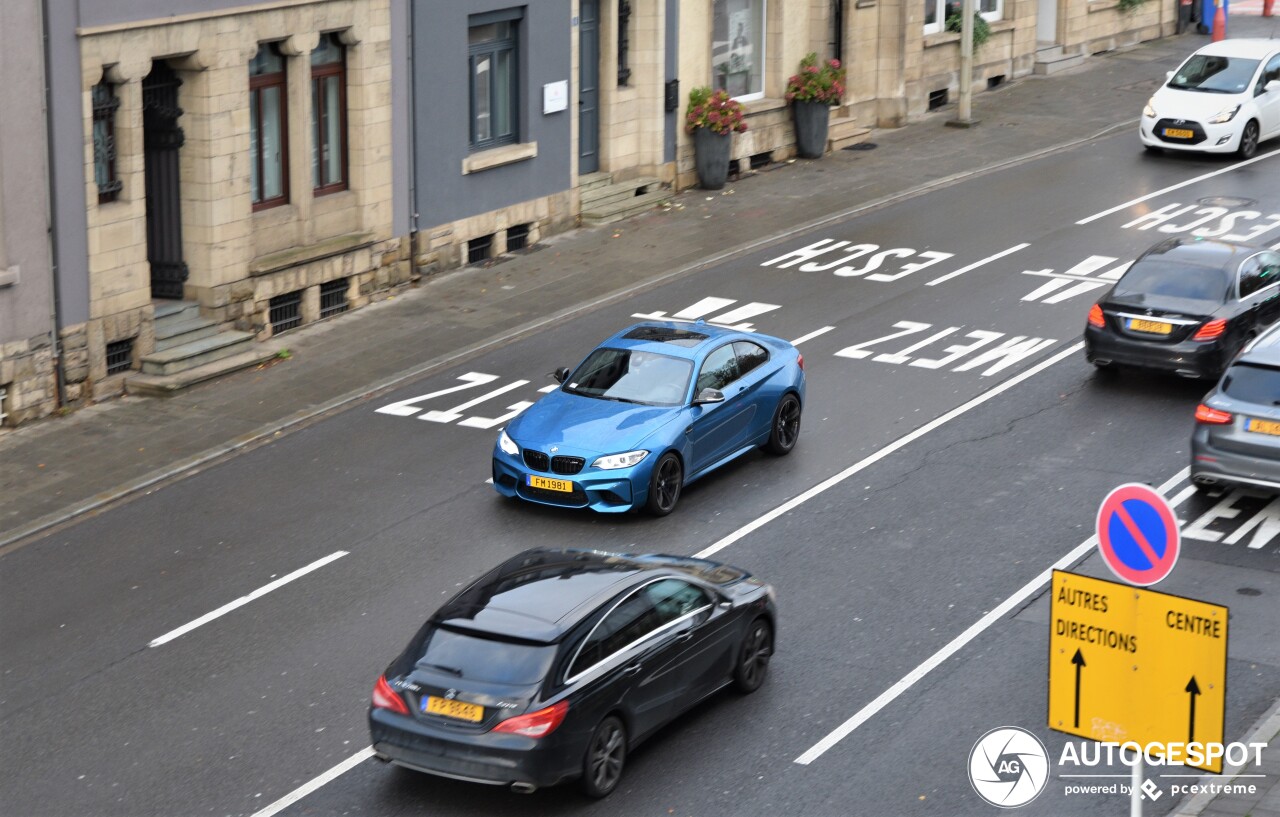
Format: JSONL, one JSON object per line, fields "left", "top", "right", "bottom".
{"left": 829, "top": 59, "right": 841, "bottom": 69}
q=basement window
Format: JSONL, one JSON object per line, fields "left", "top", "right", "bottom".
{"left": 749, "top": 151, "right": 773, "bottom": 170}
{"left": 270, "top": 290, "right": 303, "bottom": 334}
{"left": 105, "top": 338, "right": 135, "bottom": 375}
{"left": 506, "top": 223, "right": 530, "bottom": 252}
{"left": 0, "top": 384, "right": 9, "bottom": 426}
{"left": 468, "top": 234, "right": 494, "bottom": 264}
{"left": 928, "top": 89, "right": 949, "bottom": 111}
{"left": 987, "top": 75, "right": 1006, "bottom": 89}
{"left": 319, "top": 278, "right": 349, "bottom": 319}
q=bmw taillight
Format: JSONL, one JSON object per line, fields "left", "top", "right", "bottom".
{"left": 1087, "top": 304, "right": 1105, "bottom": 328}
{"left": 797, "top": 353, "right": 804, "bottom": 370}
{"left": 1194, "top": 404, "right": 1233, "bottom": 425}
{"left": 1193, "top": 318, "right": 1227, "bottom": 341}
{"left": 372, "top": 675, "right": 409, "bottom": 715}
{"left": 491, "top": 700, "right": 569, "bottom": 738}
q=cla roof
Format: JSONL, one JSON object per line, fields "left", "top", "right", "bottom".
{"left": 433, "top": 549, "right": 659, "bottom": 642}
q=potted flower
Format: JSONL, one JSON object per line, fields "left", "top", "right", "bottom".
{"left": 785, "top": 53, "right": 846, "bottom": 159}
{"left": 685, "top": 86, "right": 748, "bottom": 190}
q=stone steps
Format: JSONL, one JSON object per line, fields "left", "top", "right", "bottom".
{"left": 1034, "top": 46, "right": 1086, "bottom": 75}
{"left": 139, "top": 330, "right": 258, "bottom": 376}
{"left": 828, "top": 116, "right": 872, "bottom": 151}
{"left": 581, "top": 189, "right": 671, "bottom": 226}
{"left": 580, "top": 177, "right": 664, "bottom": 210}
{"left": 154, "top": 316, "right": 220, "bottom": 352}
{"left": 126, "top": 299, "right": 279, "bottom": 393}
{"left": 127, "top": 346, "right": 282, "bottom": 397}
{"left": 577, "top": 171, "right": 613, "bottom": 193}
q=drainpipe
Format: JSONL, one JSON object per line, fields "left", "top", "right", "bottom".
{"left": 40, "top": 0, "right": 66, "bottom": 408}
{"left": 406, "top": 0, "right": 419, "bottom": 236}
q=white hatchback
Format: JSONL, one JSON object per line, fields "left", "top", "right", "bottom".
{"left": 1140, "top": 39, "right": 1280, "bottom": 159}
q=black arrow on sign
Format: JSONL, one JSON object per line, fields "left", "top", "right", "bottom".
{"left": 1186, "top": 677, "right": 1201, "bottom": 744}
{"left": 1072, "top": 649, "right": 1086, "bottom": 729}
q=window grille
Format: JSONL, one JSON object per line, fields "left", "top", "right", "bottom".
{"left": 506, "top": 223, "right": 530, "bottom": 252}
{"left": 0, "top": 384, "right": 9, "bottom": 426}
{"left": 468, "top": 234, "right": 494, "bottom": 264}
{"left": 92, "top": 80, "right": 122, "bottom": 203}
{"left": 928, "top": 88, "right": 949, "bottom": 110}
{"left": 618, "top": 0, "right": 633, "bottom": 86}
{"left": 270, "top": 290, "right": 303, "bottom": 334}
{"left": 319, "top": 278, "right": 349, "bottom": 319}
{"left": 105, "top": 338, "right": 134, "bottom": 375}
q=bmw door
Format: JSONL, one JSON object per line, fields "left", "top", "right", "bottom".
{"left": 688, "top": 343, "right": 752, "bottom": 472}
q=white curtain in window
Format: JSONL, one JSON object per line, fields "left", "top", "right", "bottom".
{"left": 711, "top": 0, "right": 765, "bottom": 99}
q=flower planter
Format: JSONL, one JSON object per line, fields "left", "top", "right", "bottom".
{"left": 793, "top": 100, "right": 830, "bottom": 159}
{"left": 694, "top": 128, "right": 732, "bottom": 190}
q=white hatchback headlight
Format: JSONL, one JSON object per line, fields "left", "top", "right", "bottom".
{"left": 592, "top": 450, "right": 649, "bottom": 470}
{"left": 1143, "top": 97, "right": 1157, "bottom": 119}
{"left": 1208, "top": 104, "right": 1241, "bottom": 124}
{"left": 498, "top": 429, "right": 519, "bottom": 455}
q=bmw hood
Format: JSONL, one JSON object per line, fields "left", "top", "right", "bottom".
{"left": 1150, "top": 87, "right": 1247, "bottom": 121}
{"left": 507, "top": 389, "right": 681, "bottom": 455}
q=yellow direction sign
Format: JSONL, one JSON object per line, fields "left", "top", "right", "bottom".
{"left": 1047, "top": 570, "right": 1228, "bottom": 772}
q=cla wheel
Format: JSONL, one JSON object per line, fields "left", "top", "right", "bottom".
{"left": 581, "top": 716, "right": 627, "bottom": 798}
{"left": 733, "top": 618, "right": 773, "bottom": 694}
{"left": 644, "top": 452, "right": 683, "bottom": 516}
{"left": 1238, "top": 121, "right": 1259, "bottom": 159}
{"left": 765, "top": 394, "right": 802, "bottom": 455}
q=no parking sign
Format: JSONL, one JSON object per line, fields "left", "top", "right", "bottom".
{"left": 1096, "top": 483, "right": 1180, "bottom": 586}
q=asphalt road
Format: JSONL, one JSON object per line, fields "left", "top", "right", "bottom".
{"left": 2, "top": 134, "right": 1278, "bottom": 817}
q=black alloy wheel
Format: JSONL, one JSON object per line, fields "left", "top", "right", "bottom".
{"left": 733, "top": 618, "right": 773, "bottom": 694}
{"left": 765, "top": 394, "right": 802, "bottom": 455}
{"left": 581, "top": 716, "right": 627, "bottom": 798}
{"left": 1238, "top": 121, "right": 1260, "bottom": 159}
{"left": 645, "top": 452, "right": 683, "bottom": 516}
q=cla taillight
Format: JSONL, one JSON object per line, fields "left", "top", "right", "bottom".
{"left": 491, "top": 700, "right": 569, "bottom": 738}
{"left": 372, "top": 675, "right": 409, "bottom": 715}
{"left": 1194, "top": 404, "right": 1233, "bottom": 425}
{"left": 796, "top": 353, "right": 804, "bottom": 370}
{"left": 1193, "top": 318, "right": 1227, "bottom": 341}
{"left": 1087, "top": 304, "right": 1105, "bottom": 328}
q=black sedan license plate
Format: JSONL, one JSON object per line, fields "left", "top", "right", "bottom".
{"left": 528, "top": 474, "right": 573, "bottom": 493}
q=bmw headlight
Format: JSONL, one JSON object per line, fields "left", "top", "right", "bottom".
{"left": 592, "top": 450, "right": 649, "bottom": 470}
{"left": 498, "top": 429, "right": 519, "bottom": 456}
{"left": 1143, "top": 97, "right": 1157, "bottom": 119}
{"left": 1208, "top": 104, "right": 1240, "bottom": 124}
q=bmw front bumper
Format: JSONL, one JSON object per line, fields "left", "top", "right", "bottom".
{"left": 491, "top": 445, "right": 652, "bottom": 513}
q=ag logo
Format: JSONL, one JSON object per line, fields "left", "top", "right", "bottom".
{"left": 968, "top": 726, "right": 1050, "bottom": 808}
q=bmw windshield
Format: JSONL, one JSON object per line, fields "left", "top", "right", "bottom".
{"left": 562, "top": 348, "right": 693, "bottom": 407}
{"left": 1167, "top": 55, "right": 1260, "bottom": 93}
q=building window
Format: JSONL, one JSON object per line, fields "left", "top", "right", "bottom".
{"left": 925, "top": 0, "right": 1000, "bottom": 34}
{"left": 468, "top": 10, "right": 521, "bottom": 150}
{"left": 319, "top": 278, "right": 349, "bottom": 318}
{"left": 712, "top": 0, "right": 766, "bottom": 101}
{"left": 92, "top": 79, "right": 123, "bottom": 204}
{"left": 269, "top": 290, "right": 303, "bottom": 334}
{"left": 0, "top": 383, "right": 9, "bottom": 426}
{"left": 105, "top": 338, "right": 134, "bottom": 375}
{"left": 311, "top": 33, "right": 348, "bottom": 194}
{"left": 250, "top": 43, "right": 289, "bottom": 210}
{"left": 618, "top": 0, "right": 633, "bottom": 87}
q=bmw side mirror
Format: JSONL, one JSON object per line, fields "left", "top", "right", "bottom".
{"left": 552, "top": 366, "right": 571, "bottom": 384}
{"left": 694, "top": 388, "right": 725, "bottom": 405}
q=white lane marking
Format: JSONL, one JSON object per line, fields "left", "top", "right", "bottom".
{"left": 250, "top": 746, "right": 376, "bottom": 817}
{"left": 694, "top": 340, "right": 1084, "bottom": 561}
{"left": 793, "top": 467, "right": 1191, "bottom": 766}
{"left": 1075, "top": 149, "right": 1280, "bottom": 225}
{"left": 148, "top": 551, "right": 349, "bottom": 648}
{"left": 926, "top": 243, "right": 1031, "bottom": 287}
{"left": 790, "top": 326, "right": 836, "bottom": 346}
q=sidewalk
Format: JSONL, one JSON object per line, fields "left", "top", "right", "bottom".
{"left": 2, "top": 15, "right": 1278, "bottom": 816}
{"left": 1172, "top": 700, "right": 1280, "bottom": 817}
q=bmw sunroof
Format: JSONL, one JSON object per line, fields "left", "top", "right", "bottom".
{"left": 622, "top": 326, "right": 709, "bottom": 346}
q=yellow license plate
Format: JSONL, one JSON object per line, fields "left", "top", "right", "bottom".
{"left": 424, "top": 696, "right": 484, "bottom": 722}
{"left": 1128, "top": 318, "right": 1173, "bottom": 334}
{"left": 1247, "top": 418, "right": 1280, "bottom": 436}
{"left": 1164, "top": 127, "right": 1194, "bottom": 139}
{"left": 528, "top": 475, "right": 574, "bottom": 492}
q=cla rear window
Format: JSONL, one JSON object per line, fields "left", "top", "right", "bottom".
{"left": 420, "top": 628, "right": 555, "bottom": 685}
{"left": 1221, "top": 364, "right": 1280, "bottom": 405}
{"left": 1113, "top": 261, "right": 1230, "bottom": 302}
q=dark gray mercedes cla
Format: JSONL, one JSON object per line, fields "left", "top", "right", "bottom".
{"left": 368, "top": 548, "right": 776, "bottom": 798}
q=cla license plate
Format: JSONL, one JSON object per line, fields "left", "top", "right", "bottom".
{"left": 424, "top": 696, "right": 483, "bottom": 722}
{"left": 1164, "top": 127, "right": 1194, "bottom": 139}
{"left": 1247, "top": 418, "right": 1280, "bottom": 436}
{"left": 1128, "top": 318, "right": 1173, "bottom": 334}
{"left": 528, "top": 474, "right": 573, "bottom": 492}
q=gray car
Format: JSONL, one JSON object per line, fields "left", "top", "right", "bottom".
{"left": 1191, "top": 324, "right": 1280, "bottom": 493}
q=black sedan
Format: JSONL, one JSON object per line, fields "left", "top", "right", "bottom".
{"left": 1083, "top": 238, "right": 1280, "bottom": 379}
{"left": 369, "top": 548, "right": 776, "bottom": 797}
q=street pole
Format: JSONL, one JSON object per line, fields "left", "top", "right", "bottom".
{"left": 948, "top": 0, "right": 980, "bottom": 128}
{"left": 1131, "top": 754, "right": 1143, "bottom": 817}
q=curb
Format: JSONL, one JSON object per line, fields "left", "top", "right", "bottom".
{"left": 1172, "top": 697, "right": 1280, "bottom": 816}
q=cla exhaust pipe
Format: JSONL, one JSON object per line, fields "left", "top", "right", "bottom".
{"left": 510, "top": 782, "right": 538, "bottom": 794}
